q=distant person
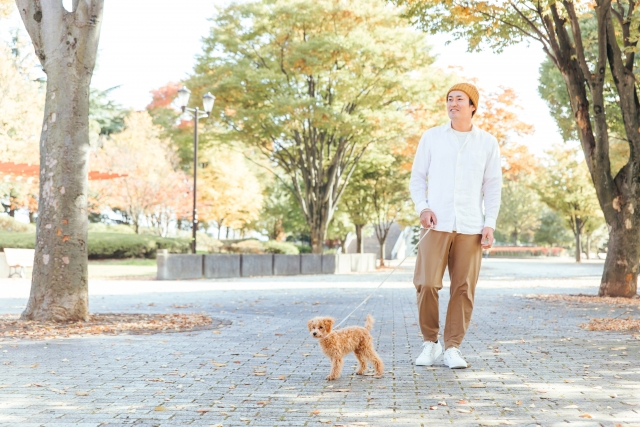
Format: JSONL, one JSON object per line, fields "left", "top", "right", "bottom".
{"left": 409, "top": 83, "right": 502, "bottom": 369}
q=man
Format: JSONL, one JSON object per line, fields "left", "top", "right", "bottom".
{"left": 409, "top": 83, "right": 502, "bottom": 369}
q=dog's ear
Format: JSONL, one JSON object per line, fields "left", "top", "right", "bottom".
{"left": 307, "top": 319, "right": 314, "bottom": 331}
{"left": 324, "top": 317, "right": 335, "bottom": 333}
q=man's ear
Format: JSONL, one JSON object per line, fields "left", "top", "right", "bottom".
{"left": 325, "top": 318, "right": 335, "bottom": 333}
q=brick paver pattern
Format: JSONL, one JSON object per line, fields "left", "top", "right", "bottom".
{"left": 0, "top": 259, "right": 639, "bottom": 426}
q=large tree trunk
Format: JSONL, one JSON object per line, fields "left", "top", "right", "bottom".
{"left": 310, "top": 225, "right": 325, "bottom": 254}
{"left": 355, "top": 224, "right": 364, "bottom": 254}
{"left": 599, "top": 198, "right": 640, "bottom": 296}
{"left": 18, "top": 0, "right": 104, "bottom": 322}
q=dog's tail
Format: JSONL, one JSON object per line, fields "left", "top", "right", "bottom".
{"left": 364, "top": 314, "right": 375, "bottom": 331}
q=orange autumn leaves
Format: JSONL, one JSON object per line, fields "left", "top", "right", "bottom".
{"left": 89, "top": 112, "right": 192, "bottom": 235}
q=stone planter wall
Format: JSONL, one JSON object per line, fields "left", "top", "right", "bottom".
{"left": 157, "top": 252, "right": 377, "bottom": 280}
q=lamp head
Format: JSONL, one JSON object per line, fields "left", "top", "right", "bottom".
{"left": 176, "top": 87, "right": 191, "bottom": 112}
{"left": 202, "top": 92, "right": 215, "bottom": 115}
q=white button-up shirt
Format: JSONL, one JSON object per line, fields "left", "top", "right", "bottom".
{"left": 409, "top": 122, "right": 502, "bottom": 234}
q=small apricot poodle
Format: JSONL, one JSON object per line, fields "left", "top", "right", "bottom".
{"left": 307, "top": 314, "right": 384, "bottom": 381}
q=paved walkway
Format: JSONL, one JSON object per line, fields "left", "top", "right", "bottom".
{"left": 0, "top": 258, "right": 639, "bottom": 426}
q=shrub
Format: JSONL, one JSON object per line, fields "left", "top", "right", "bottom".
{"left": 261, "top": 240, "right": 299, "bottom": 254}
{"left": 295, "top": 243, "right": 312, "bottom": 254}
{"left": 0, "top": 216, "right": 34, "bottom": 233}
{"left": 87, "top": 223, "right": 135, "bottom": 234}
{"left": 0, "top": 231, "right": 190, "bottom": 259}
{"left": 0, "top": 231, "right": 35, "bottom": 250}
{"left": 228, "top": 239, "right": 263, "bottom": 254}
{"left": 88, "top": 233, "right": 190, "bottom": 259}
{"left": 486, "top": 246, "right": 565, "bottom": 258}
{"left": 196, "top": 232, "right": 223, "bottom": 253}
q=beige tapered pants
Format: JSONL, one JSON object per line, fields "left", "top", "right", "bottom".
{"left": 413, "top": 229, "right": 482, "bottom": 349}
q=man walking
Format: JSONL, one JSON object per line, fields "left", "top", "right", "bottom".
{"left": 409, "top": 83, "right": 502, "bottom": 369}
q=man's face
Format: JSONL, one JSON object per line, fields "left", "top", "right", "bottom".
{"left": 447, "top": 90, "right": 476, "bottom": 121}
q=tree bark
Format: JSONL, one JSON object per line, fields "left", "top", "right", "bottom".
{"left": 574, "top": 228, "right": 581, "bottom": 263}
{"left": 585, "top": 234, "right": 591, "bottom": 260}
{"left": 18, "top": 0, "right": 104, "bottom": 322}
{"left": 355, "top": 224, "right": 364, "bottom": 254}
{"left": 377, "top": 236, "right": 387, "bottom": 267}
{"left": 600, "top": 222, "right": 640, "bottom": 296}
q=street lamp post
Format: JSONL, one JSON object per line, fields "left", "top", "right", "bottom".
{"left": 176, "top": 87, "right": 215, "bottom": 254}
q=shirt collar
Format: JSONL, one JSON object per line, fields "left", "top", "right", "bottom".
{"left": 445, "top": 121, "right": 476, "bottom": 134}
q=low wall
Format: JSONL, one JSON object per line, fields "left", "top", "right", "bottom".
{"left": 157, "top": 253, "right": 203, "bottom": 280}
{"left": 0, "top": 253, "right": 8, "bottom": 278}
{"left": 273, "top": 254, "right": 300, "bottom": 276}
{"left": 204, "top": 254, "right": 240, "bottom": 278}
{"left": 301, "top": 254, "right": 322, "bottom": 275}
{"left": 322, "top": 254, "right": 351, "bottom": 274}
{"left": 157, "top": 252, "right": 377, "bottom": 280}
{"left": 241, "top": 254, "right": 273, "bottom": 277}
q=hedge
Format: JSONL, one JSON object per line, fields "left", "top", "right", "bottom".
{"left": 486, "top": 246, "right": 565, "bottom": 258}
{"left": 0, "top": 232, "right": 190, "bottom": 259}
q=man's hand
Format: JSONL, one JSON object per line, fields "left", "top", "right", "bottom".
{"left": 420, "top": 209, "right": 437, "bottom": 229}
{"left": 481, "top": 227, "right": 494, "bottom": 249}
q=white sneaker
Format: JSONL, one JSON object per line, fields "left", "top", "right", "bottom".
{"left": 415, "top": 340, "right": 443, "bottom": 366}
{"left": 443, "top": 347, "right": 468, "bottom": 369}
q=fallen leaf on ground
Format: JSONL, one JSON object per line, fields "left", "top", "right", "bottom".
{"left": 75, "top": 391, "right": 89, "bottom": 396}
{"left": 470, "top": 383, "right": 486, "bottom": 388}
{"left": 0, "top": 313, "right": 222, "bottom": 339}
{"left": 212, "top": 362, "right": 226, "bottom": 367}
{"left": 579, "top": 414, "right": 592, "bottom": 418}
{"left": 429, "top": 405, "right": 438, "bottom": 410}
{"left": 438, "top": 401, "right": 447, "bottom": 406}
{"left": 311, "top": 410, "right": 321, "bottom": 415}
{"left": 333, "top": 389, "right": 350, "bottom": 392}
{"left": 154, "top": 406, "right": 166, "bottom": 412}
{"left": 253, "top": 353, "right": 267, "bottom": 357}
{"left": 564, "top": 405, "right": 579, "bottom": 409}
{"left": 457, "top": 399, "right": 469, "bottom": 404}
{"left": 196, "top": 408, "right": 210, "bottom": 413}
{"left": 49, "top": 388, "right": 66, "bottom": 394}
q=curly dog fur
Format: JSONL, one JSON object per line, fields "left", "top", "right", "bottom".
{"left": 307, "top": 314, "right": 384, "bottom": 381}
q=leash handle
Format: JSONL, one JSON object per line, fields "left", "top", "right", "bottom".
{"left": 334, "top": 227, "right": 431, "bottom": 329}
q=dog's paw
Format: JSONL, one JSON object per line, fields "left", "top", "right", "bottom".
{"left": 355, "top": 371, "right": 365, "bottom": 375}
{"left": 326, "top": 375, "right": 338, "bottom": 381}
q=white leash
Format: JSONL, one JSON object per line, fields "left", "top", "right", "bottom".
{"left": 334, "top": 228, "right": 432, "bottom": 329}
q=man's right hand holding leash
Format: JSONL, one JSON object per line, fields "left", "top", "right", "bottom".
{"left": 420, "top": 209, "right": 437, "bottom": 229}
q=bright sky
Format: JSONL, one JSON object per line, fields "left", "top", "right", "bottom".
{"left": 2, "top": 0, "right": 562, "bottom": 156}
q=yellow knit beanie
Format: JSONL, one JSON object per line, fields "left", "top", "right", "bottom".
{"left": 447, "top": 83, "right": 480, "bottom": 110}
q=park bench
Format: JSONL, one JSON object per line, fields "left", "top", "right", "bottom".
{"left": 3, "top": 248, "right": 35, "bottom": 278}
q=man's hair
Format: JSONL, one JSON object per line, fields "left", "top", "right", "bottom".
{"left": 470, "top": 100, "right": 476, "bottom": 117}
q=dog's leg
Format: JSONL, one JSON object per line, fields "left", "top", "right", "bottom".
{"left": 327, "top": 357, "right": 344, "bottom": 381}
{"left": 362, "top": 348, "right": 384, "bottom": 377}
{"left": 354, "top": 349, "right": 367, "bottom": 375}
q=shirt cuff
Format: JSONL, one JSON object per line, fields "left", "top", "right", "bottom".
{"left": 415, "top": 200, "right": 429, "bottom": 215}
{"left": 484, "top": 217, "right": 497, "bottom": 230}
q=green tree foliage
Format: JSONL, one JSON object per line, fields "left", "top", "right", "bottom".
{"left": 535, "top": 145, "right": 604, "bottom": 262}
{"left": 256, "top": 179, "right": 308, "bottom": 241}
{"left": 538, "top": 58, "right": 628, "bottom": 176}
{"left": 188, "top": 0, "right": 449, "bottom": 253}
{"left": 497, "top": 177, "right": 542, "bottom": 245}
{"left": 89, "top": 86, "right": 129, "bottom": 137}
{"left": 534, "top": 209, "right": 575, "bottom": 248}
